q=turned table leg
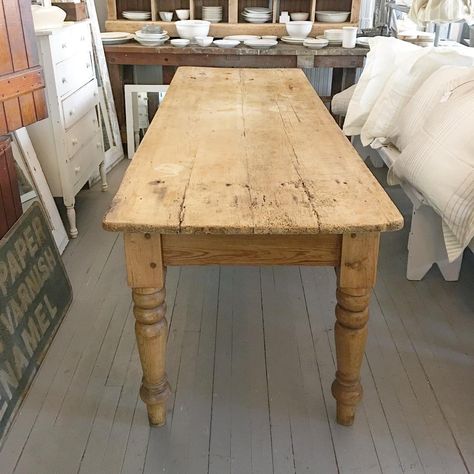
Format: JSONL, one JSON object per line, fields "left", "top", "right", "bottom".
{"left": 332, "top": 232, "right": 380, "bottom": 426}
{"left": 124, "top": 233, "right": 171, "bottom": 426}
{"left": 133, "top": 287, "right": 171, "bottom": 425}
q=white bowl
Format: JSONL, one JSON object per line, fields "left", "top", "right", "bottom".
{"left": 244, "top": 39, "right": 277, "bottom": 49}
{"left": 303, "top": 37, "right": 328, "bottom": 49}
{"left": 315, "top": 11, "right": 350, "bottom": 22}
{"left": 135, "top": 30, "right": 168, "bottom": 38}
{"left": 175, "top": 20, "right": 211, "bottom": 41}
{"left": 176, "top": 9, "right": 190, "bottom": 20}
{"left": 290, "top": 12, "right": 309, "bottom": 21}
{"left": 285, "top": 21, "right": 313, "bottom": 39}
{"left": 261, "top": 35, "right": 277, "bottom": 40}
{"left": 159, "top": 11, "right": 173, "bottom": 21}
{"left": 213, "top": 39, "right": 239, "bottom": 48}
{"left": 170, "top": 38, "right": 190, "bottom": 47}
{"left": 195, "top": 35, "right": 214, "bottom": 47}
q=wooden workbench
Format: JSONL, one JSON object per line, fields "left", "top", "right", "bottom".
{"left": 103, "top": 67, "right": 402, "bottom": 428}
{"left": 104, "top": 43, "right": 368, "bottom": 142}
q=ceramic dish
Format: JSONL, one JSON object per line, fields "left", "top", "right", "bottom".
{"left": 356, "top": 36, "right": 370, "bottom": 47}
{"left": 170, "top": 38, "right": 190, "bottom": 47}
{"left": 290, "top": 12, "right": 309, "bottom": 21}
{"left": 261, "top": 35, "right": 277, "bottom": 40}
{"left": 135, "top": 30, "right": 168, "bottom": 38}
{"left": 285, "top": 21, "right": 313, "bottom": 39}
{"left": 175, "top": 20, "right": 211, "bottom": 41}
{"left": 101, "top": 32, "right": 133, "bottom": 44}
{"left": 159, "top": 11, "right": 173, "bottom": 21}
{"left": 244, "top": 38, "right": 277, "bottom": 49}
{"left": 317, "top": 35, "right": 342, "bottom": 45}
{"left": 176, "top": 9, "right": 190, "bottom": 20}
{"left": 315, "top": 11, "right": 350, "bottom": 22}
{"left": 280, "top": 36, "right": 305, "bottom": 44}
{"left": 134, "top": 35, "right": 169, "bottom": 46}
{"left": 303, "top": 37, "right": 328, "bottom": 49}
{"left": 213, "top": 39, "right": 240, "bottom": 48}
{"left": 195, "top": 35, "right": 214, "bottom": 46}
{"left": 224, "top": 35, "right": 260, "bottom": 42}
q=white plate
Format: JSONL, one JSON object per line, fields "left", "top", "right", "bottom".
{"left": 317, "top": 35, "right": 342, "bottom": 44}
{"left": 244, "top": 39, "right": 277, "bottom": 49}
{"left": 213, "top": 39, "right": 239, "bottom": 48}
{"left": 356, "top": 36, "right": 370, "bottom": 47}
{"left": 134, "top": 35, "right": 169, "bottom": 46}
{"left": 303, "top": 38, "right": 328, "bottom": 49}
{"left": 280, "top": 36, "right": 305, "bottom": 44}
{"left": 135, "top": 30, "right": 168, "bottom": 38}
{"left": 101, "top": 32, "right": 131, "bottom": 39}
{"left": 102, "top": 36, "right": 133, "bottom": 45}
{"left": 224, "top": 35, "right": 260, "bottom": 42}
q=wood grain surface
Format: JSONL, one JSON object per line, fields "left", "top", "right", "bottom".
{"left": 104, "top": 67, "right": 403, "bottom": 235}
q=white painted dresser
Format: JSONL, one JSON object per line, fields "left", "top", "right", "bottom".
{"left": 27, "top": 20, "right": 107, "bottom": 238}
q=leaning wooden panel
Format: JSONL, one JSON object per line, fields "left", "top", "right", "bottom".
{"left": 162, "top": 234, "right": 341, "bottom": 266}
{"left": 104, "top": 68, "right": 403, "bottom": 235}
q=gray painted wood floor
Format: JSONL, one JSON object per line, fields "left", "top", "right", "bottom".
{"left": 0, "top": 160, "right": 473, "bottom": 474}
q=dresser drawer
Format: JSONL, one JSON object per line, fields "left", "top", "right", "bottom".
{"left": 68, "top": 132, "right": 103, "bottom": 192}
{"left": 55, "top": 50, "right": 94, "bottom": 98}
{"left": 65, "top": 108, "right": 99, "bottom": 158}
{"left": 62, "top": 79, "right": 98, "bottom": 129}
{"left": 50, "top": 23, "right": 92, "bottom": 65}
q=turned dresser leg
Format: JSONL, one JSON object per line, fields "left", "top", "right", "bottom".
{"left": 65, "top": 202, "right": 78, "bottom": 239}
{"left": 132, "top": 287, "right": 171, "bottom": 426}
{"left": 331, "top": 287, "right": 370, "bottom": 426}
{"left": 99, "top": 162, "right": 108, "bottom": 192}
{"left": 332, "top": 232, "right": 380, "bottom": 426}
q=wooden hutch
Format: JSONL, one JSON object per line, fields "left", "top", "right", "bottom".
{"left": 105, "top": 0, "right": 361, "bottom": 37}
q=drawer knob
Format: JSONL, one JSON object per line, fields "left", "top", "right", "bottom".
{"left": 74, "top": 166, "right": 81, "bottom": 174}
{"left": 96, "top": 142, "right": 101, "bottom": 149}
{"left": 80, "top": 35, "right": 85, "bottom": 41}
{"left": 62, "top": 77, "right": 67, "bottom": 84}
{"left": 72, "top": 138, "right": 78, "bottom": 145}
{"left": 69, "top": 109, "right": 75, "bottom": 116}
{"left": 61, "top": 43, "right": 67, "bottom": 49}
{"left": 86, "top": 63, "right": 91, "bottom": 69}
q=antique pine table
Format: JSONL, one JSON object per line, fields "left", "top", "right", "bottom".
{"left": 103, "top": 43, "right": 368, "bottom": 142}
{"left": 103, "top": 67, "right": 403, "bottom": 427}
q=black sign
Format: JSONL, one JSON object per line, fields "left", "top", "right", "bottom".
{"left": 0, "top": 202, "right": 72, "bottom": 441}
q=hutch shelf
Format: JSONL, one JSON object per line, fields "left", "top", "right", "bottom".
{"left": 106, "top": 0, "right": 360, "bottom": 37}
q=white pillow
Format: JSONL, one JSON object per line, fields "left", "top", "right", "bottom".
{"left": 393, "top": 66, "right": 474, "bottom": 151}
{"left": 388, "top": 80, "right": 474, "bottom": 261}
{"left": 343, "top": 37, "right": 419, "bottom": 136}
{"left": 361, "top": 47, "right": 474, "bottom": 148}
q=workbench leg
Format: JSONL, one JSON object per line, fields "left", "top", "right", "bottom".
{"left": 332, "top": 233, "right": 379, "bottom": 426}
{"left": 132, "top": 286, "right": 171, "bottom": 426}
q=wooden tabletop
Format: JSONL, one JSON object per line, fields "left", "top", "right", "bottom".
{"left": 103, "top": 43, "right": 369, "bottom": 58}
{"left": 104, "top": 67, "right": 403, "bottom": 235}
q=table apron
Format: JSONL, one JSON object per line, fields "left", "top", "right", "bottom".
{"left": 162, "top": 234, "right": 342, "bottom": 266}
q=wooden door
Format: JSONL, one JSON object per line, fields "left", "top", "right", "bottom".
{"left": 0, "top": 0, "right": 47, "bottom": 134}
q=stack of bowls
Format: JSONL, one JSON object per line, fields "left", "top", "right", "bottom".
{"left": 134, "top": 26, "right": 169, "bottom": 46}
{"left": 242, "top": 6, "right": 272, "bottom": 23}
{"left": 202, "top": 6, "right": 223, "bottom": 23}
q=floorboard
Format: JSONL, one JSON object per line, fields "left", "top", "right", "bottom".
{"left": 0, "top": 160, "right": 472, "bottom": 474}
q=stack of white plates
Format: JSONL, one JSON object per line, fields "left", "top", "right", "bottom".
{"left": 242, "top": 6, "right": 272, "bottom": 23}
{"left": 101, "top": 32, "right": 133, "bottom": 44}
{"left": 202, "top": 6, "right": 223, "bottom": 23}
{"left": 134, "top": 29, "right": 169, "bottom": 46}
{"left": 317, "top": 28, "right": 343, "bottom": 44}
{"left": 122, "top": 10, "right": 151, "bottom": 20}
{"left": 280, "top": 36, "right": 305, "bottom": 45}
